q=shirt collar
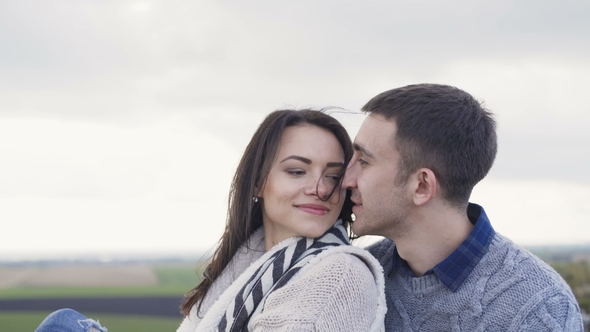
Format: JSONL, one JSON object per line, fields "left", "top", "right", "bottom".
{"left": 388, "top": 203, "right": 495, "bottom": 292}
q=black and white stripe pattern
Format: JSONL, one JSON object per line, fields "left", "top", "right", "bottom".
{"left": 218, "top": 220, "right": 350, "bottom": 332}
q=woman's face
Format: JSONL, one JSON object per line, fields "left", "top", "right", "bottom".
{"left": 259, "top": 124, "right": 346, "bottom": 250}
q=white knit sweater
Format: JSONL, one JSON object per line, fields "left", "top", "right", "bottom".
{"left": 177, "top": 228, "right": 387, "bottom": 332}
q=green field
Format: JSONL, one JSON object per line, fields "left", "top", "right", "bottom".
{"left": 0, "top": 263, "right": 204, "bottom": 331}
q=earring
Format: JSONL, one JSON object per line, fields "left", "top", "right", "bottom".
{"left": 253, "top": 196, "right": 259, "bottom": 203}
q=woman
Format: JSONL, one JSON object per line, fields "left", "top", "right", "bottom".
{"left": 35, "top": 109, "right": 386, "bottom": 332}
{"left": 178, "top": 109, "right": 386, "bottom": 332}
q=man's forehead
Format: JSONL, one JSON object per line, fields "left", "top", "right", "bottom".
{"left": 354, "top": 114, "right": 398, "bottom": 155}
{"left": 356, "top": 114, "right": 396, "bottom": 140}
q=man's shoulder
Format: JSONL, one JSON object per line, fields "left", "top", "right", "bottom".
{"left": 486, "top": 234, "right": 562, "bottom": 275}
{"left": 478, "top": 233, "right": 577, "bottom": 301}
{"left": 365, "top": 238, "right": 396, "bottom": 267}
{"left": 468, "top": 234, "right": 584, "bottom": 330}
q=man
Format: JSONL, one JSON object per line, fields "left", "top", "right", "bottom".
{"left": 343, "top": 84, "right": 584, "bottom": 331}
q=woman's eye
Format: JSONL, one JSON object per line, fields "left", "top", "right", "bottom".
{"left": 358, "top": 158, "right": 368, "bottom": 165}
{"left": 287, "top": 170, "right": 305, "bottom": 176}
{"left": 324, "top": 174, "right": 342, "bottom": 186}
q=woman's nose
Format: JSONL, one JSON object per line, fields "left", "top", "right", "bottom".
{"left": 305, "top": 176, "right": 330, "bottom": 199}
{"left": 316, "top": 177, "right": 331, "bottom": 198}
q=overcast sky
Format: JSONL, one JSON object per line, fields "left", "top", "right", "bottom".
{"left": 1, "top": 0, "right": 589, "bottom": 260}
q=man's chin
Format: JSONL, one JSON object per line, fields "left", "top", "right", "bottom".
{"left": 351, "top": 219, "right": 367, "bottom": 236}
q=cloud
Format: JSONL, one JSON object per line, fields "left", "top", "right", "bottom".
{"left": 472, "top": 178, "right": 590, "bottom": 245}
{"left": 0, "top": 114, "right": 241, "bottom": 199}
{"left": 3, "top": 0, "right": 588, "bottom": 119}
{"left": 1, "top": 0, "right": 589, "bottom": 256}
{"left": 0, "top": 114, "right": 239, "bottom": 256}
{"left": 0, "top": 196, "right": 227, "bottom": 255}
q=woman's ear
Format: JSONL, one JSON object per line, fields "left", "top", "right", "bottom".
{"left": 412, "top": 168, "right": 437, "bottom": 206}
{"left": 254, "top": 183, "right": 264, "bottom": 199}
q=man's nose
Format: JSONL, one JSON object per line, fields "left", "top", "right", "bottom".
{"left": 342, "top": 161, "right": 358, "bottom": 189}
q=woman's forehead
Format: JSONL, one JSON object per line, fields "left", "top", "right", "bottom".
{"left": 277, "top": 125, "right": 344, "bottom": 161}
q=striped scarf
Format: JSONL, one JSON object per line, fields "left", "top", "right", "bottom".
{"left": 217, "top": 220, "right": 350, "bottom": 332}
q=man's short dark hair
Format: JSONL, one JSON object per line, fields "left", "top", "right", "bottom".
{"left": 362, "top": 83, "right": 497, "bottom": 207}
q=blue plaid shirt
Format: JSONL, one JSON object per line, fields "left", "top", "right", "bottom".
{"left": 389, "top": 203, "right": 495, "bottom": 292}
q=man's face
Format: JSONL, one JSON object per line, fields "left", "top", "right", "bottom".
{"left": 342, "top": 114, "right": 412, "bottom": 239}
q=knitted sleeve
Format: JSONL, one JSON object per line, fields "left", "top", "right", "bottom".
{"left": 509, "top": 283, "right": 584, "bottom": 331}
{"left": 250, "top": 251, "right": 382, "bottom": 332}
{"left": 483, "top": 244, "right": 585, "bottom": 331}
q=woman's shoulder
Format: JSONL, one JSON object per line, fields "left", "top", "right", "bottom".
{"left": 268, "top": 245, "right": 384, "bottom": 312}
{"left": 255, "top": 246, "right": 386, "bottom": 331}
{"left": 308, "top": 245, "right": 385, "bottom": 281}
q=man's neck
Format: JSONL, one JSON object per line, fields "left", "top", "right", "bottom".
{"left": 394, "top": 204, "right": 473, "bottom": 277}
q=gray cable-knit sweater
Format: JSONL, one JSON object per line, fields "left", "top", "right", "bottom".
{"left": 368, "top": 234, "right": 584, "bottom": 331}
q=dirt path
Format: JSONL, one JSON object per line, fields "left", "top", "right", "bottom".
{"left": 0, "top": 297, "right": 182, "bottom": 317}
{"left": 0, "top": 265, "right": 158, "bottom": 288}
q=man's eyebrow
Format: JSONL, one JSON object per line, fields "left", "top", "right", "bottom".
{"left": 353, "top": 143, "right": 375, "bottom": 159}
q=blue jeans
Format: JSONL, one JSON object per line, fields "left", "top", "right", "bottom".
{"left": 35, "top": 309, "right": 108, "bottom": 332}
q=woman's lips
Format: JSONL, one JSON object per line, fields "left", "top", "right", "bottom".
{"left": 296, "top": 204, "right": 329, "bottom": 216}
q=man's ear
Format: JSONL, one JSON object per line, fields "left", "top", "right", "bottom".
{"left": 412, "top": 168, "right": 437, "bottom": 206}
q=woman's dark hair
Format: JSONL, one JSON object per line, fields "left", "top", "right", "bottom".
{"left": 180, "top": 109, "right": 354, "bottom": 316}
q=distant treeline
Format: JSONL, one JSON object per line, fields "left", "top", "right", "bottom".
{"left": 527, "top": 246, "right": 590, "bottom": 312}
{"left": 527, "top": 245, "right": 590, "bottom": 262}
{"left": 0, "top": 253, "right": 210, "bottom": 268}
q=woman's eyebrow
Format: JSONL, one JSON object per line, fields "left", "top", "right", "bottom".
{"left": 326, "top": 162, "right": 344, "bottom": 168}
{"left": 280, "top": 156, "right": 344, "bottom": 168}
{"left": 280, "top": 155, "right": 311, "bottom": 164}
